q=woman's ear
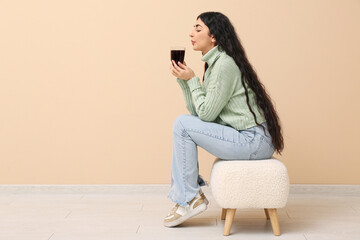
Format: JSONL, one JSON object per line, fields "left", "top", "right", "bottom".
{"left": 211, "top": 35, "right": 216, "bottom": 43}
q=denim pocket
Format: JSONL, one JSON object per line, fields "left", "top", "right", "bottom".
{"left": 240, "top": 130, "right": 256, "bottom": 143}
{"left": 249, "top": 137, "right": 275, "bottom": 160}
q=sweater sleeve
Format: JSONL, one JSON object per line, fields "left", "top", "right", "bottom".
{"left": 176, "top": 78, "right": 198, "bottom": 116}
{"left": 186, "top": 62, "right": 236, "bottom": 122}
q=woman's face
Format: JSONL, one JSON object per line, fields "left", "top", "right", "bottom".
{"left": 189, "top": 18, "right": 216, "bottom": 55}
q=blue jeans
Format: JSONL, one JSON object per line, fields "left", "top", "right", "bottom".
{"left": 168, "top": 114, "right": 275, "bottom": 206}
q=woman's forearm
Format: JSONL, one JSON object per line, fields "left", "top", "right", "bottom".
{"left": 176, "top": 78, "right": 198, "bottom": 116}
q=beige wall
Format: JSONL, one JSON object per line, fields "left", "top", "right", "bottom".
{"left": 1, "top": 0, "right": 359, "bottom": 184}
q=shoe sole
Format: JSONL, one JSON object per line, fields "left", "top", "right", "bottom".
{"left": 164, "top": 203, "right": 207, "bottom": 227}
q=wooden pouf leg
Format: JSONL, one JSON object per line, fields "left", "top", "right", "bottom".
{"left": 223, "top": 208, "right": 236, "bottom": 236}
{"left": 264, "top": 208, "right": 270, "bottom": 219}
{"left": 267, "top": 208, "right": 281, "bottom": 236}
{"left": 221, "top": 208, "right": 227, "bottom": 220}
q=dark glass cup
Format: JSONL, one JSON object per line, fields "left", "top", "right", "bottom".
{"left": 170, "top": 46, "right": 185, "bottom": 65}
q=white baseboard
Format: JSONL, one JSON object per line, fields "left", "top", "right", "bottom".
{"left": 0, "top": 184, "right": 170, "bottom": 194}
{"left": 0, "top": 184, "right": 360, "bottom": 195}
{"left": 289, "top": 184, "right": 360, "bottom": 195}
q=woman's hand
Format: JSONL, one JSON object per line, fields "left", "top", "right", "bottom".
{"left": 170, "top": 60, "right": 195, "bottom": 81}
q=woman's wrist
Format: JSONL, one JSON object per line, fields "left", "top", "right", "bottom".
{"left": 185, "top": 74, "right": 196, "bottom": 81}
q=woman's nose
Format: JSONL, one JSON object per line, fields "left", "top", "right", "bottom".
{"left": 189, "top": 30, "right": 194, "bottom": 37}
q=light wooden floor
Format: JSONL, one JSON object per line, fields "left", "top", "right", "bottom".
{"left": 0, "top": 185, "right": 360, "bottom": 240}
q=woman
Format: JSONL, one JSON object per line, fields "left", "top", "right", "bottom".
{"left": 164, "top": 12, "right": 284, "bottom": 227}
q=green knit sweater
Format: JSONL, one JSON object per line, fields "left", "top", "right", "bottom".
{"left": 176, "top": 45, "right": 266, "bottom": 130}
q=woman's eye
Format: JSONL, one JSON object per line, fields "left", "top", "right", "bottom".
{"left": 196, "top": 30, "right": 201, "bottom": 32}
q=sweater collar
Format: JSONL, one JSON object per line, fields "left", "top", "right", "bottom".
{"left": 201, "top": 45, "right": 223, "bottom": 67}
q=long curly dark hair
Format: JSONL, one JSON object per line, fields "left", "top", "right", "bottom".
{"left": 198, "top": 12, "right": 284, "bottom": 155}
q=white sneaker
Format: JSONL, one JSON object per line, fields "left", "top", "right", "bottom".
{"left": 164, "top": 193, "right": 208, "bottom": 227}
{"left": 199, "top": 189, "right": 209, "bottom": 205}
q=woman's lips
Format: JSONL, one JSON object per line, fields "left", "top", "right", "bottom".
{"left": 191, "top": 41, "right": 195, "bottom": 45}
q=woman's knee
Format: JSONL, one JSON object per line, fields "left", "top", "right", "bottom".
{"left": 173, "top": 114, "right": 196, "bottom": 133}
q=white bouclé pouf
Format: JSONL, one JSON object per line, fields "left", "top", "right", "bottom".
{"left": 210, "top": 158, "right": 290, "bottom": 236}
